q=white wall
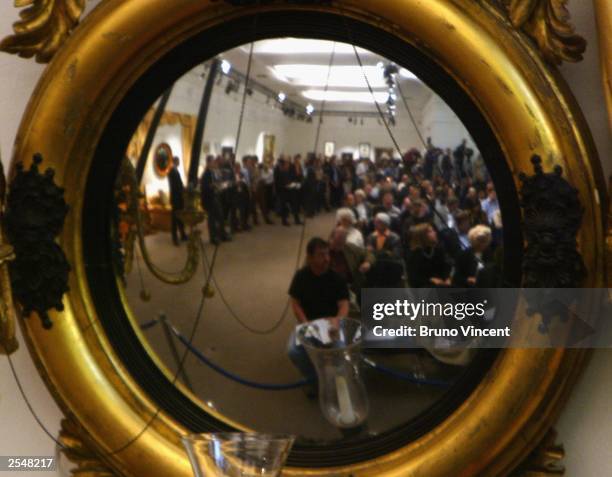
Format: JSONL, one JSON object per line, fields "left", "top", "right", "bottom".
{"left": 0, "top": 1, "right": 609, "bottom": 476}
{"left": 549, "top": 2, "right": 612, "bottom": 476}
{"left": 285, "top": 113, "right": 425, "bottom": 160}
{"left": 421, "top": 95, "right": 478, "bottom": 152}
{"left": 165, "top": 74, "right": 291, "bottom": 161}
{"left": 161, "top": 70, "right": 431, "bottom": 164}
{"left": 0, "top": 6, "right": 63, "bottom": 476}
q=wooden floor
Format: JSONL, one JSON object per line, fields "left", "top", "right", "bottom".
{"left": 122, "top": 213, "right": 462, "bottom": 442}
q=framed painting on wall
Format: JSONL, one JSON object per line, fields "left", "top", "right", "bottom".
{"left": 263, "top": 134, "right": 275, "bottom": 162}
{"left": 153, "top": 143, "right": 173, "bottom": 178}
{"left": 359, "top": 142, "right": 371, "bottom": 159}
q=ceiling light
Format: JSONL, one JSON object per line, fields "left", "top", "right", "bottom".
{"left": 278, "top": 92, "right": 286, "bottom": 102}
{"left": 246, "top": 39, "right": 372, "bottom": 55}
{"left": 221, "top": 60, "right": 232, "bottom": 75}
{"left": 302, "top": 90, "right": 389, "bottom": 103}
{"left": 306, "top": 103, "right": 314, "bottom": 115}
{"left": 272, "top": 65, "right": 404, "bottom": 88}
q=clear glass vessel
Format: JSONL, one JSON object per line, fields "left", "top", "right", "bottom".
{"left": 296, "top": 317, "right": 369, "bottom": 428}
{"left": 181, "top": 433, "right": 294, "bottom": 477}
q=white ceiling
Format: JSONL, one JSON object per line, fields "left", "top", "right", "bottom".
{"left": 186, "top": 38, "right": 434, "bottom": 115}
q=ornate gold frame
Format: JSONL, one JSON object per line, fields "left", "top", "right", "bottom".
{"left": 126, "top": 109, "right": 197, "bottom": 178}
{"left": 4, "top": 0, "right": 608, "bottom": 476}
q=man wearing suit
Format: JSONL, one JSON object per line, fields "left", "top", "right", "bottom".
{"left": 200, "top": 155, "right": 229, "bottom": 245}
{"left": 274, "top": 158, "right": 302, "bottom": 226}
{"left": 168, "top": 156, "right": 188, "bottom": 246}
{"left": 366, "top": 213, "right": 404, "bottom": 287}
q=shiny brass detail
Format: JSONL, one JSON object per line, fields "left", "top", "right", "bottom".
{"left": 58, "top": 418, "right": 119, "bottom": 477}
{"left": 9, "top": 0, "right": 606, "bottom": 476}
{"left": 512, "top": 429, "right": 565, "bottom": 476}
{"left": 594, "top": 0, "right": 612, "bottom": 130}
{"left": 126, "top": 109, "right": 197, "bottom": 178}
{"left": 0, "top": 0, "right": 85, "bottom": 63}
{"left": 505, "top": 0, "right": 587, "bottom": 64}
{"left": 0, "top": 160, "right": 18, "bottom": 355}
{"left": 0, "top": 242, "right": 18, "bottom": 355}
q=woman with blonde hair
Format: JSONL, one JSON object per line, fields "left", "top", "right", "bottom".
{"left": 406, "top": 223, "right": 451, "bottom": 287}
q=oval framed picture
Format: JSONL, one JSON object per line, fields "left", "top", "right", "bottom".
{"left": 153, "top": 143, "right": 173, "bottom": 178}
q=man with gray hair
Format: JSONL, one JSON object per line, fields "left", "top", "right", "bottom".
{"left": 366, "top": 213, "right": 404, "bottom": 287}
{"left": 367, "top": 212, "right": 402, "bottom": 261}
{"left": 353, "top": 189, "right": 370, "bottom": 225}
{"left": 335, "top": 208, "right": 364, "bottom": 248}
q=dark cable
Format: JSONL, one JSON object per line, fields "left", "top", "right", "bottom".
{"left": 337, "top": 9, "right": 451, "bottom": 231}
{"left": 312, "top": 41, "right": 336, "bottom": 154}
{"left": 3, "top": 349, "right": 66, "bottom": 450}
{"left": 206, "top": 38, "right": 339, "bottom": 335}
{"left": 234, "top": 35, "right": 256, "bottom": 153}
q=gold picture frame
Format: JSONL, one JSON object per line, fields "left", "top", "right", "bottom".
{"left": 4, "top": 1, "right": 608, "bottom": 476}
{"left": 152, "top": 143, "right": 173, "bottom": 178}
{"left": 263, "top": 134, "right": 276, "bottom": 163}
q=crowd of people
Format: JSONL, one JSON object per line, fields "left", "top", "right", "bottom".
{"left": 165, "top": 137, "right": 504, "bottom": 384}
{"left": 169, "top": 137, "right": 503, "bottom": 293}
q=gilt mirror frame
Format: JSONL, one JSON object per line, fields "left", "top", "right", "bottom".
{"left": 153, "top": 142, "right": 173, "bottom": 178}
{"left": 6, "top": 0, "right": 608, "bottom": 476}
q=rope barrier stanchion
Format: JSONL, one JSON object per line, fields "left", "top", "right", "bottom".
{"left": 140, "top": 317, "right": 452, "bottom": 389}
{"left": 139, "top": 318, "right": 159, "bottom": 331}
{"left": 167, "top": 320, "right": 313, "bottom": 390}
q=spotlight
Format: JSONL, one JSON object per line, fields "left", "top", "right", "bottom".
{"left": 306, "top": 103, "right": 314, "bottom": 115}
{"left": 383, "top": 63, "right": 399, "bottom": 77}
{"left": 278, "top": 92, "right": 286, "bottom": 103}
{"left": 221, "top": 59, "right": 232, "bottom": 75}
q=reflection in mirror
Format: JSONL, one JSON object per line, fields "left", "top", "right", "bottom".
{"left": 112, "top": 38, "right": 503, "bottom": 444}
{"left": 153, "top": 143, "right": 174, "bottom": 178}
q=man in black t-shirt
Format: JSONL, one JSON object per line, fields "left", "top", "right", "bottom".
{"left": 287, "top": 237, "right": 349, "bottom": 383}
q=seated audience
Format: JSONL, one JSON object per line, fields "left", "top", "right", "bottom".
{"left": 336, "top": 208, "right": 364, "bottom": 248}
{"left": 406, "top": 223, "right": 451, "bottom": 287}
{"left": 452, "top": 225, "right": 498, "bottom": 287}
{"left": 329, "top": 226, "right": 375, "bottom": 305}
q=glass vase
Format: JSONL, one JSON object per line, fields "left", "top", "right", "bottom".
{"left": 296, "top": 317, "right": 369, "bottom": 429}
{"left": 182, "top": 433, "right": 294, "bottom": 477}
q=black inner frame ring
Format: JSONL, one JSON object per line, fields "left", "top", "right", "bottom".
{"left": 83, "top": 10, "right": 523, "bottom": 467}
